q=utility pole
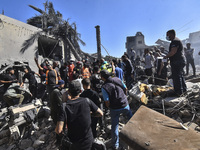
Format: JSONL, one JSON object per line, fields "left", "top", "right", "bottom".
{"left": 95, "top": 25, "right": 101, "bottom": 60}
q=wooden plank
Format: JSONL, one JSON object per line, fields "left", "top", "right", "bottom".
{"left": 120, "top": 105, "right": 200, "bottom": 150}
{"left": 12, "top": 104, "right": 35, "bottom": 114}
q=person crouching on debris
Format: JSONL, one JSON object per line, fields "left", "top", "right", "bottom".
{"left": 0, "top": 67, "right": 18, "bottom": 94}
{"left": 20, "top": 67, "right": 40, "bottom": 99}
{"left": 100, "top": 70, "right": 133, "bottom": 150}
{"left": 55, "top": 80, "right": 103, "bottom": 150}
{"left": 50, "top": 79, "right": 65, "bottom": 146}
{"left": 3, "top": 82, "right": 32, "bottom": 106}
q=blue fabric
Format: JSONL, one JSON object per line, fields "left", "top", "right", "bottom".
{"left": 115, "top": 67, "right": 124, "bottom": 81}
{"left": 110, "top": 105, "right": 132, "bottom": 149}
{"left": 102, "top": 88, "right": 109, "bottom": 101}
{"left": 102, "top": 77, "right": 128, "bottom": 109}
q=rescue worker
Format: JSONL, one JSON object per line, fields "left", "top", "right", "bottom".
{"left": 45, "top": 62, "right": 60, "bottom": 95}
{"left": 100, "top": 58, "right": 113, "bottom": 73}
{"left": 82, "top": 63, "right": 91, "bottom": 79}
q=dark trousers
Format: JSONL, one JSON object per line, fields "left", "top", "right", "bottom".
{"left": 125, "top": 75, "right": 133, "bottom": 89}
{"left": 145, "top": 68, "right": 153, "bottom": 84}
{"left": 29, "top": 83, "right": 37, "bottom": 99}
{"left": 171, "top": 62, "right": 187, "bottom": 95}
{"left": 186, "top": 58, "right": 196, "bottom": 75}
{"left": 91, "top": 117, "right": 99, "bottom": 138}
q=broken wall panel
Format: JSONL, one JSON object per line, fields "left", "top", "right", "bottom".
{"left": 120, "top": 105, "right": 200, "bottom": 150}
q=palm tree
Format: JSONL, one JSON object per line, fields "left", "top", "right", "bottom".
{"left": 20, "top": 1, "right": 85, "bottom": 61}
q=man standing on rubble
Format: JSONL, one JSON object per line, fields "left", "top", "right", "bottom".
{"left": 164, "top": 29, "right": 187, "bottom": 96}
{"left": 100, "top": 70, "right": 132, "bottom": 150}
{"left": 121, "top": 55, "right": 134, "bottom": 89}
{"left": 55, "top": 80, "right": 103, "bottom": 150}
{"left": 184, "top": 43, "right": 196, "bottom": 76}
{"left": 143, "top": 48, "right": 155, "bottom": 84}
{"left": 20, "top": 67, "right": 40, "bottom": 99}
{"left": 50, "top": 80, "right": 65, "bottom": 146}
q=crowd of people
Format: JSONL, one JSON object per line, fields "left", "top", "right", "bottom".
{"left": 0, "top": 29, "right": 198, "bottom": 150}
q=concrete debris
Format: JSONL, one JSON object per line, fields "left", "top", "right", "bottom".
{"left": 120, "top": 105, "right": 200, "bottom": 150}
{"left": 0, "top": 62, "right": 200, "bottom": 150}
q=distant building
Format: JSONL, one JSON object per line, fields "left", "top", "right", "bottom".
{"left": 126, "top": 32, "right": 147, "bottom": 58}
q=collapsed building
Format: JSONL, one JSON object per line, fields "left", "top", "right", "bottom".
{"left": 0, "top": 14, "right": 96, "bottom": 73}
{"left": 1, "top": 13, "right": 200, "bottom": 150}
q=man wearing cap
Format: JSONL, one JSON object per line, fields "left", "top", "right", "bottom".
{"left": 50, "top": 80, "right": 65, "bottom": 146}
{"left": 55, "top": 80, "right": 103, "bottom": 150}
{"left": 100, "top": 70, "right": 132, "bottom": 150}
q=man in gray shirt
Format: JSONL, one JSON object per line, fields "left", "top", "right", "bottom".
{"left": 184, "top": 43, "right": 196, "bottom": 76}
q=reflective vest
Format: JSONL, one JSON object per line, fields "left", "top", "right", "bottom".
{"left": 46, "top": 69, "right": 58, "bottom": 85}
{"left": 82, "top": 67, "right": 91, "bottom": 79}
{"left": 100, "top": 61, "right": 112, "bottom": 73}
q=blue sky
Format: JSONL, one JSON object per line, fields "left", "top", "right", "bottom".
{"left": 1, "top": 0, "right": 200, "bottom": 57}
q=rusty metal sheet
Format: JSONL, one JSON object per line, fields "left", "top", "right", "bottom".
{"left": 120, "top": 105, "right": 200, "bottom": 150}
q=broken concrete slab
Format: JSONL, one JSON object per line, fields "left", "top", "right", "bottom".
{"left": 120, "top": 105, "right": 200, "bottom": 150}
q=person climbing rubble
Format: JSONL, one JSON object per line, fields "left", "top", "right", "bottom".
{"left": 100, "top": 69, "right": 132, "bottom": 150}
{"left": 3, "top": 82, "right": 32, "bottom": 106}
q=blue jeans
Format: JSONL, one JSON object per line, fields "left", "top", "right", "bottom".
{"left": 110, "top": 105, "right": 133, "bottom": 149}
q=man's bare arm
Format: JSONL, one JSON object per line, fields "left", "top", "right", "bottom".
{"left": 164, "top": 47, "right": 177, "bottom": 59}
{"left": 91, "top": 108, "right": 103, "bottom": 117}
{"left": 55, "top": 121, "right": 64, "bottom": 134}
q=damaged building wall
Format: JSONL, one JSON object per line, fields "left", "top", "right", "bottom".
{"left": 126, "top": 32, "right": 151, "bottom": 59}
{"left": 0, "top": 14, "right": 41, "bottom": 71}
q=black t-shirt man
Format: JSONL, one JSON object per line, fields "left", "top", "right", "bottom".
{"left": 169, "top": 37, "right": 185, "bottom": 63}
{"left": 58, "top": 97, "right": 98, "bottom": 150}
{"left": 47, "top": 69, "right": 58, "bottom": 85}
{"left": 80, "top": 89, "right": 100, "bottom": 107}
{"left": 123, "top": 59, "right": 134, "bottom": 76}
{"left": 23, "top": 71, "right": 37, "bottom": 85}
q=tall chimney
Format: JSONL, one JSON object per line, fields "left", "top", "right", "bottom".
{"left": 95, "top": 25, "right": 101, "bottom": 60}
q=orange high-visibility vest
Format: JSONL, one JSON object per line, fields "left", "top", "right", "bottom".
{"left": 82, "top": 67, "right": 91, "bottom": 79}
{"left": 46, "top": 69, "right": 58, "bottom": 85}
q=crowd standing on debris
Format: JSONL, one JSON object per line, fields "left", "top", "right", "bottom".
{"left": 0, "top": 29, "right": 199, "bottom": 150}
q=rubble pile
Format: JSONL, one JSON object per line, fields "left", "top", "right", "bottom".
{"left": 128, "top": 81, "right": 200, "bottom": 132}
{"left": 0, "top": 100, "right": 60, "bottom": 150}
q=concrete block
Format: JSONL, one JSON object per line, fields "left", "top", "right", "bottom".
{"left": 120, "top": 105, "right": 200, "bottom": 150}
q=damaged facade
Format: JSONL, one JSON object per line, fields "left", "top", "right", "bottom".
{"left": 0, "top": 14, "right": 96, "bottom": 72}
